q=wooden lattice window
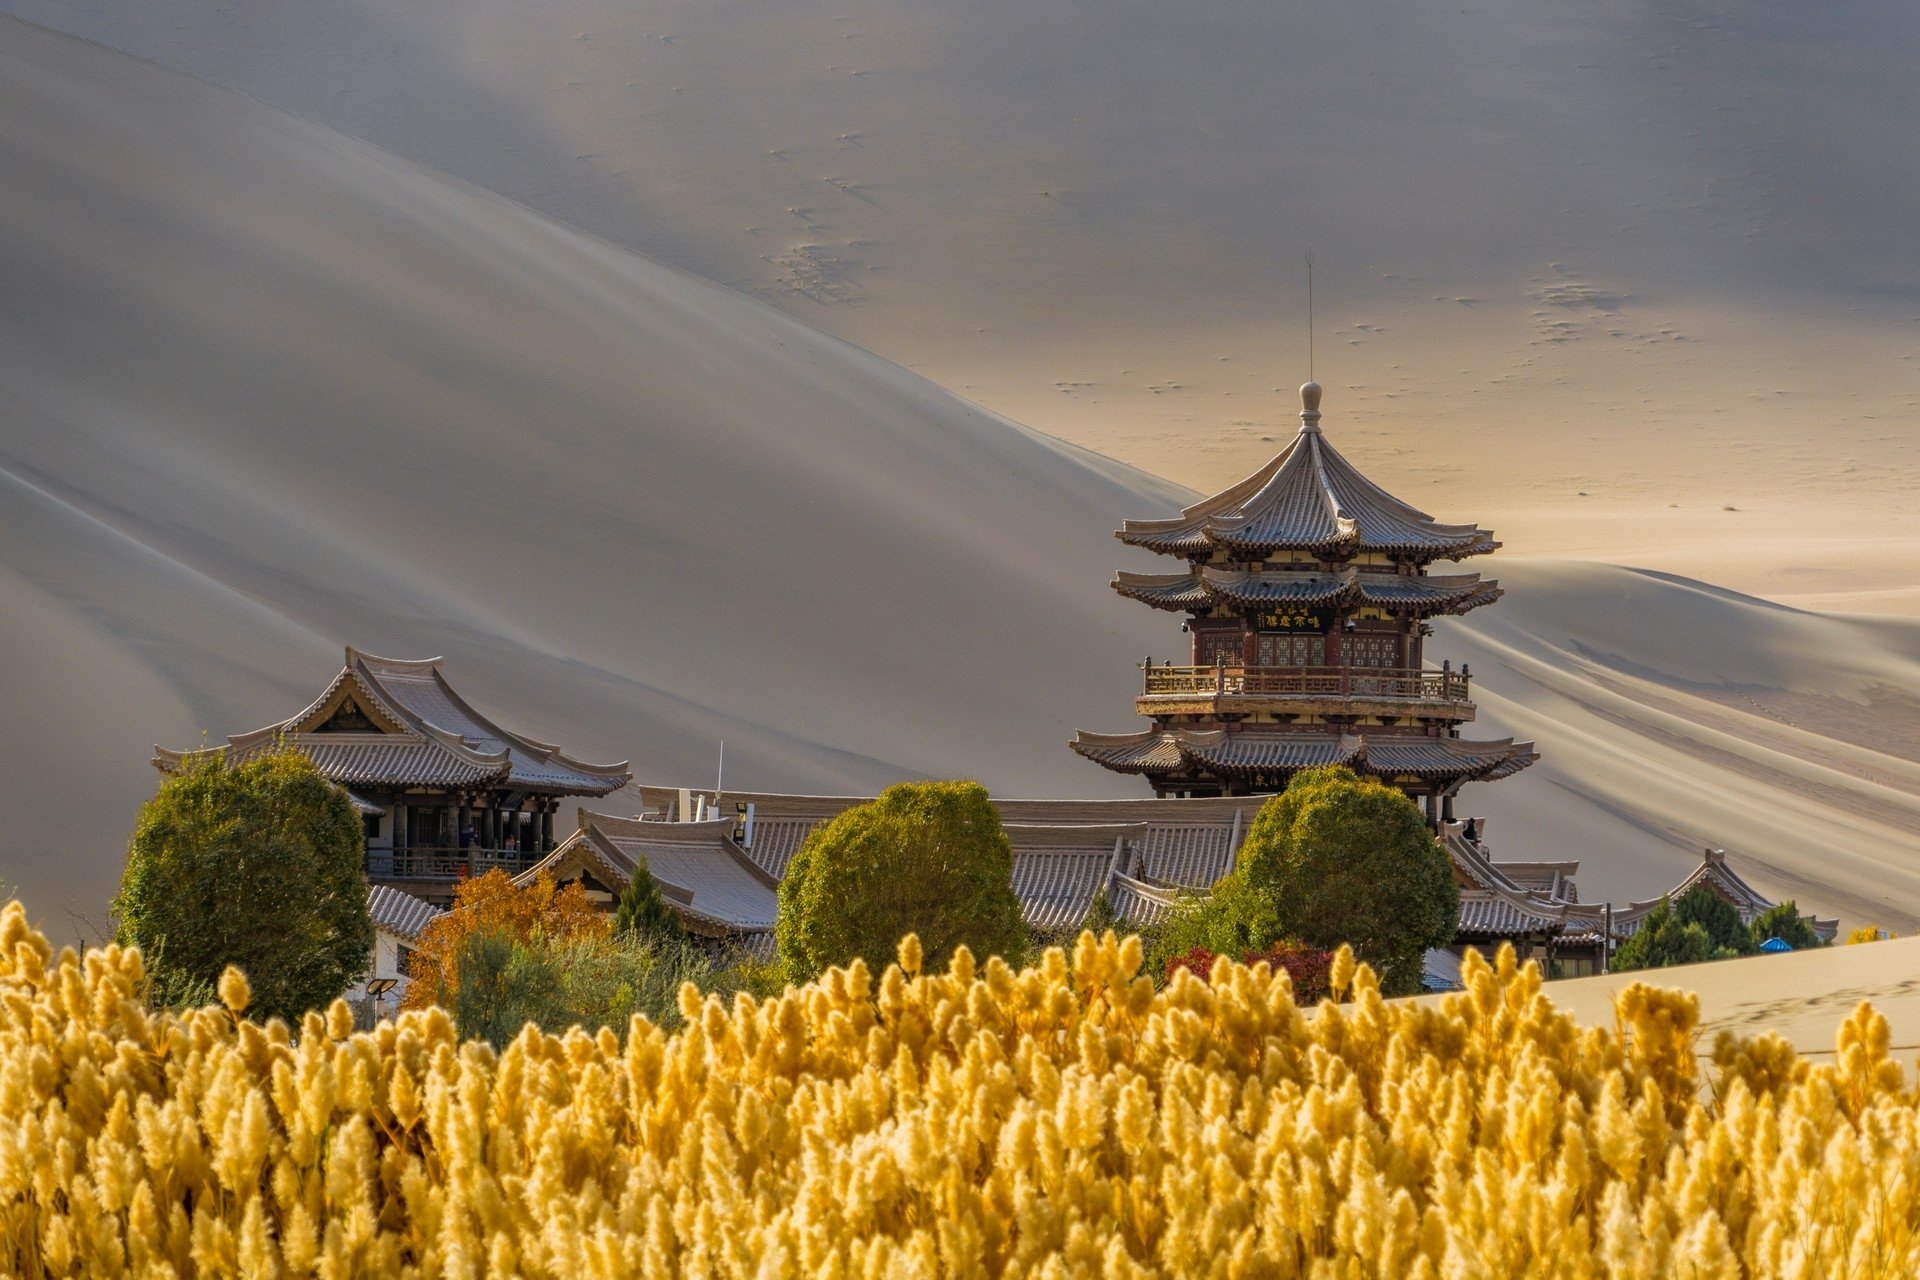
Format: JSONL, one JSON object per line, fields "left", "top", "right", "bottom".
{"left": 1340, "top": 635, "right": 1397, "bottom": 668}
{"left": 1257, "top": 634, "right": 1323, "bottom": 667}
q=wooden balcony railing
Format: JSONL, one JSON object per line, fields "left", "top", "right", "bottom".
{"left": 364, "top": 847, "right": 547, "bottom": 882}
{"left": 1141, "top": 664, "right": 1471, "bottom": 701}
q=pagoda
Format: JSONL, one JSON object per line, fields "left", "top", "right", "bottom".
{"left": 1071, "top": 381, "right": 1537, "bottom": 819}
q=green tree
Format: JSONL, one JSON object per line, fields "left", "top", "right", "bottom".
{"left": 776, "top": 781, "right": 1027, "bottom": 983}
{"left": 1196, "top": 767, "right": 1457, "bottom": 996}
{"left": 114, "top": 748, "right": 373, "bottom": 1021}
{"left": 1673, "top": 884, "right": 1756, "bottom": 957}
{"left": 1748, "top": 901, "right": 1823, "bottom": 950}
{"left": 613, "top": 858, "right": 685, "bottom": 943}
{"left": 1611, "top": 897, "right": 1715, "bottom": 972}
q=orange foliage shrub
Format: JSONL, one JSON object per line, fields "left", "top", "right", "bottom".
{"left": 401, "top": 869, "right": 606, "bottom": 1009}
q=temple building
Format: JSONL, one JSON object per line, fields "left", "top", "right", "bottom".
{"left": 153, "top": 648, "right": 631, "bottom": 905}
{"left": 1071, "top": 381, "right": 1536, "bottom": 819}
{"left": 518, "top": 789, "right": 1834, "bottom": 978}
{"left": 508, "top": 378, "right": 1827, "bottom": 971}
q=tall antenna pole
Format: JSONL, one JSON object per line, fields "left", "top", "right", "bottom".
{"left": 716, "top": 740, "right": 725, "bottom": 796}
{"left": 1306, "top": 249, "right": 1315, "bottom": 381}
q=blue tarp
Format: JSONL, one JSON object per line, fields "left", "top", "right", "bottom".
{"left": 1759, "top": 937, "right": 1794, "bottom": 953}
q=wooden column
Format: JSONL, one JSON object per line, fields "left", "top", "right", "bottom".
{"left": 393, "top": 803, "right": 408, "bottom": 854}
{"left": 540, "top": 802, "right": 555, "bottom": 852}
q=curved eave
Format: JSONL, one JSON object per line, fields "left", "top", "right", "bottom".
{"left": 1069, "top": 730, "right": 1184, "bottom": 774}
{"left": 1112, "top": 423, "right": 1502, "bottom": 562}
{"left": 1112, "top": 571, "right": 1210, "bottom": 611}
{"left": 1116, "top": 525, "right": 1218, "bottom": 557}
{"left": 1454, "top": 888, "right": 1569, "bottom": 940}
{"left": 153, "top": 733, "right": 511, "bottom": 789}
{"left": 416, "top": 666, "right": 633, "bottom": 793}
{"left": 1115, "top": 450, "right": 1294, "bottom": 557}
{"left": 1077, "top": 730, "right": 1538, "bottom": 786}
{"left": 1359, "top": 737, "right": 1538, "bottom": 783}
{"left": 1354, "top": 573, "right": 1502, "bottom": 617}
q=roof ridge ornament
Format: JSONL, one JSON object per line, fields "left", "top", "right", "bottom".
{"left": 1299, "top": 380, "right": 1323, "bottom": 434}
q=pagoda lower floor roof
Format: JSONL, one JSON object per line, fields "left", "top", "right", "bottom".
{"left": 1070, "top": 727, "right": 1538, "bottom": 785}
{"left": 1113, "top": 567, "right": 1501, "bottom": 617}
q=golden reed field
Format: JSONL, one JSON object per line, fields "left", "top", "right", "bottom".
{"left": 3, "top": 900, "right": 1918, "bottom": 1278}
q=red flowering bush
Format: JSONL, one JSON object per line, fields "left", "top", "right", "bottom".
{"left": 1247, "top": 941, "right": 1335, "bottom": 1004}
{"left": 1165, "top": 941, "right": 1335, "bottom": 1004}
{"left": 1164, "top": 945, "right": 1219, "bottom": 983}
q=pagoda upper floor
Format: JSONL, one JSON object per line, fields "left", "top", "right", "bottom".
{"left": 1117, "top": 381, "right": 1498, "bottom": 566}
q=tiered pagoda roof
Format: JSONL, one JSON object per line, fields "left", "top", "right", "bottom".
{"left": 1072, "top": 729, "right": 1538, "bottom": 785}
{"left": 1117, "top": 383, "right": 1497, "bottom": 563}
{"left": 1115, "top": 567, "right": 1501, "bottom": 615}
{"left": 154, "top": 647, "right": 631, "bottom": 796}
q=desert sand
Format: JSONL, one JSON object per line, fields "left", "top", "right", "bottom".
{"left": 1420, "top": 937, "right": 1920, "bottom": 1064}
{"left": 2, "top": 15, "right": 1918, "bottom": 948}
{"left": 7, "top": 0, "right": 1918, "bottom": 602}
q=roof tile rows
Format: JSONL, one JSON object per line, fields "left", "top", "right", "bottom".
{"left": 1116, "top": 394, "right": 1497, "bottom": 562}
{"left": 1114, "top": 567, "right": 1501, "bottom": 618}
{"left": 518, "top": 786, "right": 1815, "bottom": 958}
{"left": 1071, "top": 729, "right": 1539, "bottom": 785}
{"left": 154, "top": 647, "right": 630, "bottom": 796}
{"left": 367, "top": 885, "right": 442, "bottom": 943}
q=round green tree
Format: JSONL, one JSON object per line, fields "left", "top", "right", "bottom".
{"left": 1225, "top": 766, "right": 1458, "bottom": 996}
{"left": 1748, "top": 900, "right": 1824, "bottom": 950}
{"left": 776, "top": 780, "right": 1026, "bottom": 982}
{"left": 1611, "top": 897, "right": 1715, "bottom": 972}
{"left": 114, "top": 748, "right": 374, "bottom": 1020}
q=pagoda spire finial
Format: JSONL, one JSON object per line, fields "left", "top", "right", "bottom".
{"left": 1299, "top": 251, "right": 1323, "bottom": 434}
{"left": 1299, "top": 379, "right": 1323, "bottom": 433}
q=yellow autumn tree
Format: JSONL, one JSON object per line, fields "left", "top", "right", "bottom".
{"left": 401, "top": 869, "right": 605, "bottom": 1010}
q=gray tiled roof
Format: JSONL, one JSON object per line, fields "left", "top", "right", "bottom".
{"left": 1117, "top": 403, "right": 1497, "bottom": 561}
{"left": 1114, "top": 567, "right": 1500, "bottom": 618}
{"left": 575, "top": 787, "right": 1823, "bottom": 955}
{"left": 1006, "top": 823, "right": 1140, "bottom": 932}
{"left": 1067, "top": 730, "right": 1187, "bottom": 774}
{"left": 1359, "top": 737, "right": 1539, "bottom": 780}
{"left": 1106, "top": 873, "right": 1184, "bottom": 927}
{"left": 1455, "top": 890, "right": 1571, "bottom": 938}
{"left": 355, "top": 653, "right": 629, "bottom": 794}
{"left": 154, "top": 648, "right": 630, "bottom": 796}
{"left": 1133, "top": 819, "right": 1243, "bottom": 889}
{"left": 1070, "top": 728, "right": 1538, "bottom": 786}
{"left": 1176, "top": 731, "right": 1359, "bottom": 774}
{"left": 367, "top": 885, "right": 441, "bottom": 943}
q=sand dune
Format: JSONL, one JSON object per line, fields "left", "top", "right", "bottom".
{"left": 0, "top": 16, "right": 1180, "bottom": 925}
{"left": 7, "top": 0, "right": 1919, "bottom": 598}
{"left": 1421, "top": 936, "right": 1920, "bottom": 1064}
{"left": 1450, "top": 562, "right": 1920, "bottom": 929}
{"left": 2, "top": 18, "right": 1915, "bottom": 942}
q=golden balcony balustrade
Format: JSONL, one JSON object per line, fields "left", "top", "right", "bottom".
{"left": 1138, "top": 661, "right": 1472, "bottom": 706}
